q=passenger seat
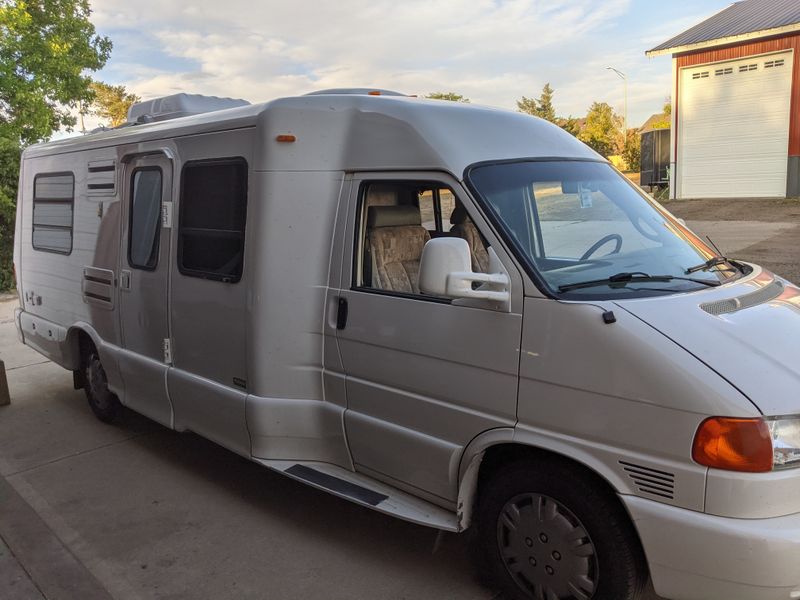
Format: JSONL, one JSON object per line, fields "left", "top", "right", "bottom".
{"left": 366, "top": 206, "right": 431, "bottom": 294}
{"left": 450, "top": 204, "right": 489, "bottom": 273}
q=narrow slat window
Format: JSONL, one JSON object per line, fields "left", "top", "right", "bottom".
{"left": 32, "top": 173, "right": 74, "bottom": 254}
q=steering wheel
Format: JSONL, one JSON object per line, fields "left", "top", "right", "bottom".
{"left": 580, "top": 233, "right": 623, "bottom": 261}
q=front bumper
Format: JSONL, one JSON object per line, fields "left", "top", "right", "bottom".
{"left": 623, "top": 495, "right": 800, "bottom": 600}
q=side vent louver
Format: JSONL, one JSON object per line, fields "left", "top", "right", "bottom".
{"left": 87, "top": 160, "right": 116, "bottom": 197}
{"left": 82, "top": 267, "right": 114, "bottom": 309}
{"left": 619, "top": 461, "right": 675, "bottom": 500}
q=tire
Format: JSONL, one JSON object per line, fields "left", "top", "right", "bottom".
{"left": 475, "top": 457, "right": 647, "bottom": 600}
{"left": 83, "top": 350, "right": 121, "bottom": 424}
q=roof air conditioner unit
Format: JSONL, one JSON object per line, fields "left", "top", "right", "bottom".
{"left": 126, "top": 93, "right": 251, "bottom": 124}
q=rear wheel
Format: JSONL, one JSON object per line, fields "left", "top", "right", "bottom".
{"left": 83, "top": 349, "right": 121, "bottom": 424}
{"left": 476, "top": 458, "right": 647, "bottom": 600}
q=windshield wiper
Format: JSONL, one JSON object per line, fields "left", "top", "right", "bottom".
{"left": 686, "top": 256, "right": 736, "bottom": 274}
{"left": 558, "top": 271, "right": 722, "bottom": 293}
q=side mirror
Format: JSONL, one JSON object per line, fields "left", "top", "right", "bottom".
{"left": 419, "top": 238, "right": 510, "bottom": 304}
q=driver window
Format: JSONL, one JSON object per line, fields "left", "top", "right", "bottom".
{"left": 355, "top": 181, "right": 489, "bottom": 295}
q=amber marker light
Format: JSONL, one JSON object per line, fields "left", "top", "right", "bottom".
{"left": 368, "top": 90, "right": 382, "bottom": 96}
{"left": 692, "top": 417, "right": 773, "bottom": 473}
{"left": 275, "top": 134, "right": 296, "bottom": 143}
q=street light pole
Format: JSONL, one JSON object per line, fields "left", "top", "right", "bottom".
{"left": 606, "top": 66, "right": 627, "bottom": 136}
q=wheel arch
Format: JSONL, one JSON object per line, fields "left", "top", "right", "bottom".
{"left": 64, "top": 323, "right": 125, "bottom": 399}
{"left": 457, "top": 429, "right": 635, "bottom": 534}
{"left": 64, "top": 322, "right": 103, "bottom": 369}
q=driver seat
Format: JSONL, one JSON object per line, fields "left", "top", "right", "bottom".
{"left": 450, "top": 204, "right": 489, "bottom": 273}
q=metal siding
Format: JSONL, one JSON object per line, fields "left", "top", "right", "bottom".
{"left": 677, "top": 35, "right": 800, "bottom": 156}
{"left": 650, "top": 0, "right": 800, "bottom": 53}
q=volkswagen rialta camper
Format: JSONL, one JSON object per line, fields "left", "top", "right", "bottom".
{"left": 13, "top": 89, "right": 800, "bottom": 600}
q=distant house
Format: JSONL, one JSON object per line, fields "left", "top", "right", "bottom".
{"left": 647, "top": 0, "right": 800, "bottom": 199}
{"left": 639, "top": 113, "right": 669, "bottom": 134}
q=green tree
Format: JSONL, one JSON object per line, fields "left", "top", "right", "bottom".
{"left": 557, "top": 116, "right": 582, "bottom": 136}
{"left": 0, "top": 0, "right": 112, "bottom": 144}
{"left": 425, "top": 92, "right": 470, "bottom": 103}
{"left": 621, "top": 128, "right": 641, "bottom": 172}
{"left": 0, "top": 0, "right": 111, "bottom": 290}
{"left": 516, "top": 83, "right": 556, "bottom": 123}
{"left": 0, "top": 138, "right": 20, "bottom": 290}
{"left": 578, "top": 102, "right": 622, "bottom": 157}
{"left": 89, "top": 81, "right": 140, "bottom": 127}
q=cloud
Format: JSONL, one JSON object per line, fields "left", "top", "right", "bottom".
{"left": 84, "top": 0, "right": 691, "bottom": 128}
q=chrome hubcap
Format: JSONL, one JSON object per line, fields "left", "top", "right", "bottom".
{"left": 497, "top": 493, "right": 598, "bottom": 600}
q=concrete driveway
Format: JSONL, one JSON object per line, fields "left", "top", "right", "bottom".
{"left": 0, "top": 297, "right": 493, "bottom": 600}
{"left": 0, "top": 295, "right": 668, "bottom": 600}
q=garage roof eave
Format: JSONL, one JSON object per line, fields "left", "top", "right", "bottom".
{"left": 646, "top": 22, "right": 800, "bottom": 57}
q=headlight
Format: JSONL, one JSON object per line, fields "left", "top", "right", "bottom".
{"left": 693, "top": 416, "right": 800, "bottom": 473}
{"left": 768, "top": 417, "right": 800, "bottom": 470}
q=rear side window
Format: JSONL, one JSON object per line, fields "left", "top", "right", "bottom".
{"left": 32, "top": 172, "right": 74, "bottom": 254}
{"left": 178, "top": 158, "right": 248, "bottom": 283}
{"left": 129, "top": 168, "right": 162, "bottom": 269}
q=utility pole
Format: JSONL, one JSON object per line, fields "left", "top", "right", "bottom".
{"left": 606, "top": 66, "right": 628, "bottom": 135}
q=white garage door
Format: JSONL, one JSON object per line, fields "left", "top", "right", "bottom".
{"left": 678, "top": 51, "right": 793, "bottom": 198}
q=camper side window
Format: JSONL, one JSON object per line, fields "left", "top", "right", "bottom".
{"left": 178, "top": 158, "right": 248, "bottom": 283}
{"left": 129, "top": 168, "right": 162, "bottom": 270}
{"left": 32, "top": 172, "right": 75, "bottom": 255}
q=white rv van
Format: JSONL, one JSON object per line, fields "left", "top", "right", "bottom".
{"left": 12, "top": 90, "right": 800, "bottom": 600}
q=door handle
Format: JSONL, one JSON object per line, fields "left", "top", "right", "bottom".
{"left": 120, "top": 270, "right": 131, "bottom": 291}
{"left": 336, "top": 297, "right": 348, "bottom": 330}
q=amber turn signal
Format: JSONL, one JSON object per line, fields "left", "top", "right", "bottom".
{"left": 692, "top": 417, "right": 773, "bottom": 473}
{"left": 275, "top": 134, "right": 296, "bottom": 143}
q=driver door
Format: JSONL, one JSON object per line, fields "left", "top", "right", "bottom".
{"left": 332, "top": 173, "right": 525, "bottom": 503}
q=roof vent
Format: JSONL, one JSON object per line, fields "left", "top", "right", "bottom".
{"left": 126, "top": 93, "right": 251, "bottom": 124}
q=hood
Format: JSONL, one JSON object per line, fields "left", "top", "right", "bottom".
{"left": 615, "top": 267, "right": 800, "bottom": 416}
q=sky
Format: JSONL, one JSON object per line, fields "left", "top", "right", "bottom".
{"left": 78, "top": 0, "right": 731, "bottom": 132}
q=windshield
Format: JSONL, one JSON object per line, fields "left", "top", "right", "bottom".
{"left": 467, "top": 160, "right": 743, "bottom": 299}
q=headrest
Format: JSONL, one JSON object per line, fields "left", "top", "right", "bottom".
{"left": 367, "top": 205, "right": 422, "bottom": 228}
{"left": 450, "top": 203, "right": 469, "bottom": 225}
{"left": 365, "top": 184, "right": 399, "bottom": 207}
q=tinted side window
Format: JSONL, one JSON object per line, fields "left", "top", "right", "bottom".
{"left": 129, "top": 168, "right": 162, "bottom": 269}
{"left": 32, "top": 173, "right": 74, "bottom": 254}
{"left": 178, "top": 158, "right": 248, "bottom": 283}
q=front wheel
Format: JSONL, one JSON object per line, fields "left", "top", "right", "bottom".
{"left": 475, "top": 458, "right": 647, "bottom": 600}
{"left": 83, "top": 351, "right": 121, "bottom": 424}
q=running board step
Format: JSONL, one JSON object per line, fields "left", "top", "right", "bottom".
{"left": 256, "top": 459, "right": 459, "bottom": 531}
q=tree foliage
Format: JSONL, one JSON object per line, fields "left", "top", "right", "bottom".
{"left": 516, "top": 83, "right": 556, "bottom": 123}
{"left": 578, "top": 102, "right": 623, "bottom": 157}
{"left": 0, "top": 137, "right": 20, "bottom": 290}
{"left": 557, "top": 116, "right": 582, "bottom": 136}
{"left": 621, "top": 128, "right": 641, "bottom": 172}
{"left": 425, "top": 92, "right": 470, "bottom": 103}
{"left": 88, "top": 81, "right": 140, "bottom": 127}
{"left": 0, "top": 0, "right": 112, "bottom": 144}
{"left": 0, "top": 0, "right": 111, "bottom": 290}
